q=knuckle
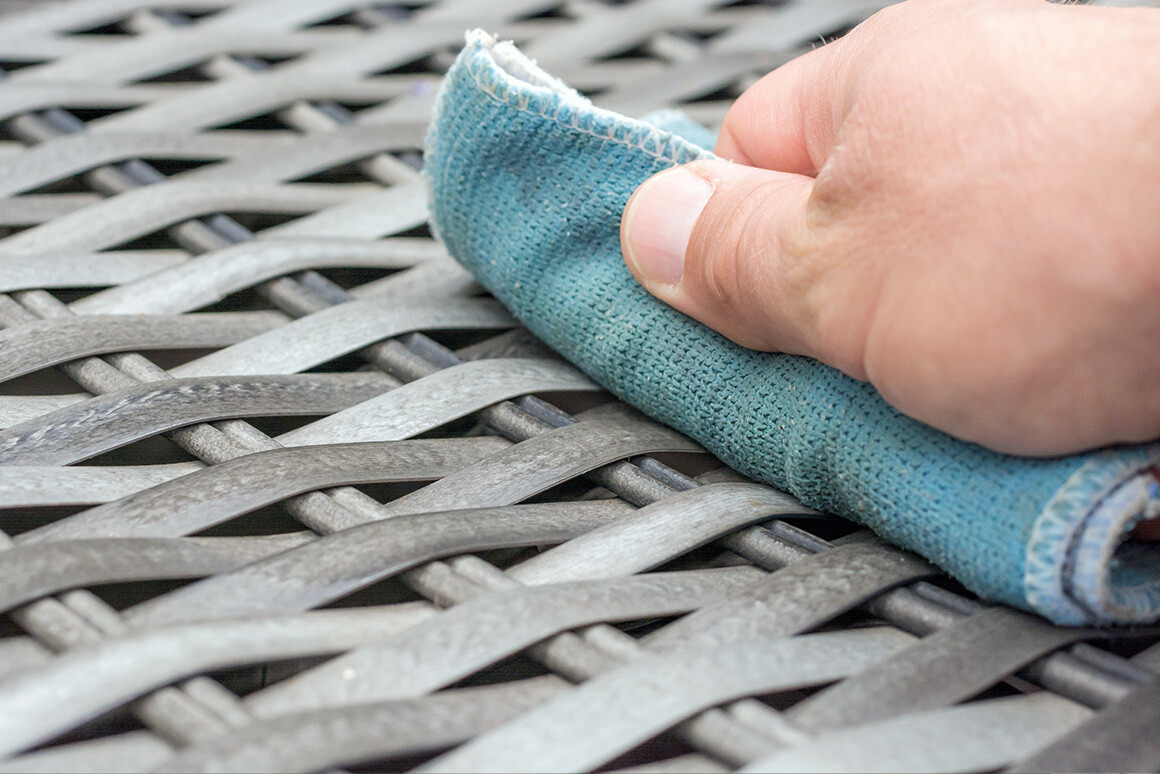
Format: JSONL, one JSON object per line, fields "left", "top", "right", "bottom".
{"left": 807, "top": 155, "right": 861, "bottom": 222}
{"left": 700, "top": 252, "right": 739, "bottom": 312}
{"left": 689, "top": 185, "right": 768, "bottom": 311}
{"left": 789, "top": 177, "right": 877, "bottom": 376}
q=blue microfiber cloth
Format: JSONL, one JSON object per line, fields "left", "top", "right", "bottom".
{"left": 424, "top": 30, "right": 1160, "bottom": 625}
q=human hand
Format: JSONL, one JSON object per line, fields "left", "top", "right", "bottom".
{"left": 620, "top": 0, "right": 1160, "bottom": 458}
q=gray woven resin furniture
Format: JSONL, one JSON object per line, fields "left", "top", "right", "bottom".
{"left": 0, "top": 0, "right": 1157, "bottom": 771}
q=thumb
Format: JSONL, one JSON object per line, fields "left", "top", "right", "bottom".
{"left": 621, "top": 159, "right": 856, "bottom": 373}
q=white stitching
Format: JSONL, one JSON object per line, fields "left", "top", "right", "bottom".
{"left": 461, "top": 44, "right": 706, "bottom": 166}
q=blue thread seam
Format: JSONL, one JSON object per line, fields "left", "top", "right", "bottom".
{"left": 1061, "top": 465, "right": 1147, "bottom": 621}
{"left": 1025, "top": 448, "right": 1160, "bottom": 624}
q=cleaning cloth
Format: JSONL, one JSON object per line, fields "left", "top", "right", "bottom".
{"left": 423, "top": 30, "right": 1160, "bottom": 626}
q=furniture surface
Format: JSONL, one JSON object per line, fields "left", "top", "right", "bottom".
{"left": 0, "top": 1, "right": 1157, "bottom": 771}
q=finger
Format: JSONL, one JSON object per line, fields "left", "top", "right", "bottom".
{"left": 620, "top": 159, "right": 862, "bottom": 376}
{"left": 714, "top": 37, "right": 848, "bottom": 174}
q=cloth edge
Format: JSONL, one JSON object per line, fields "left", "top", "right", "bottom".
{"left": 1024, "top": 447, "right": 1160, "bottom": 624}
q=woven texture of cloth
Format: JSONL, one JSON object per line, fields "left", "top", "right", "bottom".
{"left": 425, "top": 30, "right": 1160, "bottom": 625}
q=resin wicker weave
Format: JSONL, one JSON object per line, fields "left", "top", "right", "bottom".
{"left": 0, "top": 1, "right": 1156, "bottom": 772}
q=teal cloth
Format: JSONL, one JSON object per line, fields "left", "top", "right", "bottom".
{"left": 424, "top": 30, "right": 1160, "bottom": 625}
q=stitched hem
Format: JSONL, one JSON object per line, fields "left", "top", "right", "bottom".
{"left": 455, "top": 29, "right": 710, "bottom": 167}
{"left": 1024, "top": 446, "right": 1160, "bottom": 625}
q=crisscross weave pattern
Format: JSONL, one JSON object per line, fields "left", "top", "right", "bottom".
{"left": 0, "top": 1, "right": 1156, "bottom": 772}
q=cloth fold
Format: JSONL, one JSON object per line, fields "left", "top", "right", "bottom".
{"left": 424, "top": 30, "right": 1160, "bottom": 625}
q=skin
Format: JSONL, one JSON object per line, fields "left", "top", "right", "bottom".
{"left": 620, "top": 0, "right": 1160, "bottom": 460}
